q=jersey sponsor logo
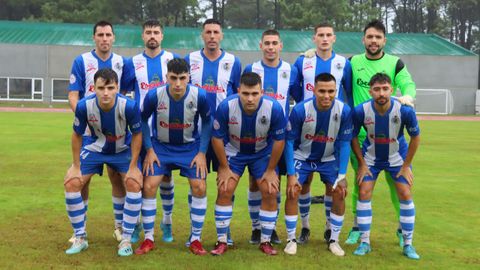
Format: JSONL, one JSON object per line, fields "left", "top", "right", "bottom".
{"left": 141, "top": 80, "right": 166, "bottom": 90}
{"left": 305, "top": 114, "right": 314, "bottom": 123}
{"left": 104, "top": 131, "right": 125, "bottom": 143}
{"left": 364, "top": 117, "right": 374, "bottom": 126}
{"left": 135, "top": 62, "right": 145, "bottom": 70}
{"left": 305, "top": 133, "right": 335, "bottom": 143}
{"left": 157, "top": 102, "right": 168, "bottom": 111}
{"left": 356, "top": 78, "right": 369, "bottom": 88}
{"left": 306, "top": 83, "right": 314, "bottom": 92}
{"left": 69, "top": 74, "right": 76, "bottom": 84}
{"left": 230, "top": 134, "right": 266, "bottom": 144}
{"left": 213, "top": 119, "right": 220, "bottom": 130}
{"left": 304, "top": 61, "right": 314, "bottom": 70}
{"left": 228, "top": 116, "right": 239, "bottom": 125}
{"left": 191, "top": 63, "right": 200, "bottom": 72}
{"left": 159, "top": 120, "right": 192, "bottom": 129}
{"left": 88, "top": 114, "right": 98, "bottom": 123}
{"left": 197, "top": 83, "right": 225, "bottom": 94}
{"left": 264, "top": 89, "right": 286, "bottom": 100}
{"left": 357, "top": 67, "right": 366, "bottom": 72}
{"left": 369, "top": 134, "right": 396, "bottom": 144}
{"left": 86, "top": 63, "right": 97, "bottom": 73}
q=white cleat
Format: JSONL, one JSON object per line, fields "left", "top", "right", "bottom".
{"left": 68, "top": 233, "right": 76, "bottom": 243}
{"left": 283, "top": 239, "right": 297, "bottom": 255}
{"left": 113, "top": 228, "right": 122, "bottom": 242}
{"left": 328, "top": 241, "right": 346, "bottom": 256}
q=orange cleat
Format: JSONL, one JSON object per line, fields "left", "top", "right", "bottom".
{"left": 259, "top": 242, "right": 278, "bottom": 255}
{"left": 135, "top": 239, "right": 155, "bottom": 255}
{"left": 210, "top": 242, "right": 228, "bottom": 256}
{"left": 189, "top": 240, "right": 208, "bottom": 256}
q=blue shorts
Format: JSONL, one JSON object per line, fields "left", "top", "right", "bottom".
{"left": 363, "top": 164, "right": 409, "bottom": 185}
{"left": 139, "top": 148, "right": 171, "bottom": 177}
{"left": 80, "top": 149, "right": 132, "bottom": 175}
{"left": 294, "top": 159, "right": 338, "bottom": 185}
{"left": 148, "top": 140, "right": 204, "bottom": 179}
{"left": 228, "top": 154, "right": 278, "bottom": 180}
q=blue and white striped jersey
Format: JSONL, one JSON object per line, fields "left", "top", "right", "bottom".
{"left": 353, "top": 99, "right": 420, "bottom": 167}
{"left": 293, "top": 52, "right": 352, "bottom": 102}
{"left": 243, "top": 60, "right": 299, "bottom": 119}
{"left": 141, "top": 84, "right": 210, "bottom": 146}
{"left": 68, "top": 50, "right": 126, "bottom": 99}
{"left": 212, "top": 95, "right": 286, "bottom": 157}
{"left": 185, "top": 50, "right": 241, "bottom": 113}
{"left": 73, "top": 94, "right": 141, "bottom": 154}
{"left": 122, "top": 50, "right": 180, "bottom": 107}
{"left": 287, "top": 98, "right": 353, "bottom": 162}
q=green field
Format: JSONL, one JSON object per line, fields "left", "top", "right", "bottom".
{"left": 0, "top": 112, "right": 479, "bottom": 270}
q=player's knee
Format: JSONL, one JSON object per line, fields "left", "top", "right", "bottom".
{"left": 359, "top": 188, "right": 372, "bottom": 200}
{"left": 396, "top": 187, "right": 411, "bottom": 201}
{"left": 260, "top": 190, "right": 277, "bottom": 202}
{"left": 143, "top": 180, "right": 157, "bottom": 196}
{"left": 64, "top": 178, "right": 83, "bottom": 192}
{"left": 333, "top": 187, "right": 346, "bottom": 201}
{"left": 125, "top": 178, "right": 141, "bottom": 193}
{"left": 286, "top": 191, "right": 299, "bottom": 201}
{"left": 191, "top": 181, "right": 206, "bottom": 197}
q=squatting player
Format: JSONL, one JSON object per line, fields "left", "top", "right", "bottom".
{"left": 243, "top": 29, "right": 298, "bottom": 245}
{"left": 122, "top": 19, "right": 180, "bottom": 244}
{"left": 64, "top": 68, "right": 142, "bottom": 256}
{"left": 283, "top": 73, "right": 352, "bottom": 256}
{"left": 210, "top": 72, "right": 286, "bottom": 256}
{"left": 351, "top": 73, "right": 420, "bottom": 260}
{"left": 138, "top": 58, "right": 212, "bottom": 256}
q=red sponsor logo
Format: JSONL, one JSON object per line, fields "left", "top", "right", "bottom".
{"left": 157, "top": 102, "right": 167, "bottom": 111}
{"left": 159, "top": 121, "right": 191, "bottom": 129}
{"left": 369, "top": 134, "right": 396, "bottom": 144}
{"left": 141, "top": 81, "right": 165, "bottom": 90}
{"left": 305, "top": 134, "right": 335, "bottom": 143}
{"left": 196, "top": 84, "right": 225, "bottom": 93}
{"left": 87, "top": 85, "right": 95, "bottom": 92}
{"left": 306, "top": 83, "right": 314, "bottom": 92}
{"left": 303, "top": 62, "right": 314, "bottom": 70}
{"left": 230, "top": 134, "right": 266, "bottom": 144}
{"left": 305, "top": 114, "right": 314, "bottom": 123}
{"left": 105, "top": 134, "right": 125, "bottom": 143}
{"left": 264, "top": 92, "right": 285, "bottom": 100}
{"left": 228, "top": 116, "right": 238, "bottom": 125}
{"left": 88, "top": 114, "right": 98, "bottom": 123}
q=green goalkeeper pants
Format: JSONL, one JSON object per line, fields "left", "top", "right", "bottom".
{"left": 350, "top": 130, "right": 400, "bottom": 222}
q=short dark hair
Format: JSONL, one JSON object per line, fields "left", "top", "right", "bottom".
{"left": 143, "top": 19, "right": 163, "bottom": 31}
{"left": 240, "top": 72, "right": 262, "bottom": 87}
{"left": 93, "top": 20, "right": 113, "bottom": 35}
{"left": 167, "top": 58, "right": 190, "bottom": 74}
{"left": 203, "top": 18, "right": 222, "bottom": 28}
{"left": 262, "top": 29, "right": 280, "bottom": 39}
{"left": 315, "top": 73, "right": 336, "bottom": 84}
{"left": 94, "top": 68, "right": 118, "bottom": 85}
{"left": 369, "top": 73, "right": 391, "bottom": 86}
{"left": 314, "top": 22, "right": 334, "bottom": 34}
{"left": 363, "top": 19, "right": 386, "bottom": 35}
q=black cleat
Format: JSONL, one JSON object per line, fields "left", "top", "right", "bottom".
{"left": 297, "top": 228, "right": 310, "bottom": 244}
{"left": 311, "top": 195, "right": 325, "bottom": 204}
{"left": 249, "top": 229, "right": 261, "bottom": 244}
{"left": 324, "top": 229, "right": 331, "bottom": 243}
{"left": 271, "top": 229, "right": 282, "bottom": 244}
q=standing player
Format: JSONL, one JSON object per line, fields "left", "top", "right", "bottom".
{"left": 122, "top": 19, "right": 180, "bottom": 244}
{"left": 210, "top": 72, "right": 286, "bottom": 256}
{"left": 293, "top": 22, "right": 352, "bottom": 245}
{"left": 64, "top": 68, "right": 142, "bottom": 256}
{"left": 185, "top": 18, "right": 241, "bottom": 245}
{"left": 345, "top": 19, "right": 416, "bottom": 246}
{"left": 351, "top": 73, "right": 420, "bottom": 260}
{"left": 283, "top": 73, "right": 352, "bottom": 256}
{"left": 243, "top": 29, "right": 298, "bottom": 244}
{"left": 67, "top": 20, "right": 131, "bottom": 242}
{"left": 137, "top": 58, "right": 212, "bottom": 256}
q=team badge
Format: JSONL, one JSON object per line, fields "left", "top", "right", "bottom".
{"left": 69, "top": 74, "right": 76, "bottom": 84}
{"left": 115, "top": 62, "right": 122, "bottom": 71}
{"left": 74, "top": 117, "right": 80, "bottom": 126}
{"left": 260, "top": 115, "right": 268, "bottom": 125}
{"left": 392, "top": 115, "right": 400, "bottom": 124}
{"left": 281, "top": 71, "right": 288, "bottom": 79}
{"left": 165, "top": 58, "right": 171, "bottom": 65}
{"left": 223, "top": 63, "right": 230, "bottom": 71}
{"left": 188, "top": 101, "right": 194, "bottom": 109}
{"left": 336, "top": 63, "right": 343, "bottom": 70}
{"left": 334, "top": 113, "right": 339, "bottom": 122}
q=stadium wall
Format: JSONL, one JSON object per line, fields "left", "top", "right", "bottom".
{"left": 0, "top": 43, "right": 478, "bottom": 114}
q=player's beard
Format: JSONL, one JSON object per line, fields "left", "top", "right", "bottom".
{"left": 366, "top": 45, "right": 383, "bottom": 57}
{"left": 146, "top": 40, "right": 159, "bottom": 50}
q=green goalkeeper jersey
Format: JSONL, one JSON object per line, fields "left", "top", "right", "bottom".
{"left": 350, "top": 53, "right": 416, "bottom": 106}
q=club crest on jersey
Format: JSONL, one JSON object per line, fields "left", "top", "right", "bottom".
{"left": 157, "top": 102, "right": 167, "bottom": 111}
{"left": 187, "top": 101, "right": 194, "bottom": 110}
{"left": 392, "top": 115, "right": 400, "bottom": 124}
{"left": 88, "top": 114, "right": 98, "bottom": 123}
{"left": 260, "top": 115, "right": 268, "bottom": 125}
{"left": 336, "top": 63, "right": 343, "bottom": 70}
{"left": 223, "top": 62, "right": 230, "bottom": 71}
{"left": 334, "top": 113, "right": 339, "bottom": 122}
{"left": 305, "top": 114, "right": 314, "bottom": 123}
{"left": 281, "top": 71, "right": 288, "bottom": 79}
{"left": 164, "top": 58, "right": 171, "bottom": 65}
{"left": 228, "top": 116, "right": 238, "bottom": 125}
{"left": 114, "top": 62, "right": 122, "bottom": 71}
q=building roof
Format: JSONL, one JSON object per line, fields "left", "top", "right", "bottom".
{"left": 0, "top": 20, "right": 476, "bottom": 56}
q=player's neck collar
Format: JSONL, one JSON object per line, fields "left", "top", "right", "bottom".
{"left": 92, "top": 50, "right": 113, "bottom": 62}
{"left": 201, "top": 48, "right": 224, "bottom": 62}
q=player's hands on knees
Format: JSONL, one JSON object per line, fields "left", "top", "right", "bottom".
{"left": 126, "top": 165, "right": 143, "bottom": 184}
{"left": 143, "top": 148, "right": 160, "bottom": 176}
{"left": 64, "top": 164, "right": 82, "bottom": 184}
{"left": 397, "top": 165, "right": 414, "bottom": 186}
{"left": 332, "top": 174, "right": 348, "bottom": 198}
{"left": 260, "top": 169, "right": 279, "bottom": 194}
{"left": 216, "top": 166, "right": 237, "bottom": 192}
{"left": 286, "top": 174, "right": 302, "bottom": 199}
{"left": 356, "top": 163, "right": 372, "bottom": 185}
{"left": 191, "top": 152, "right": 207, "bottom": 180}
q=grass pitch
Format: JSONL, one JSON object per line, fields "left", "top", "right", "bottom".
{"left": 0, "top": 112, "right": 479, "bottom": 270}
